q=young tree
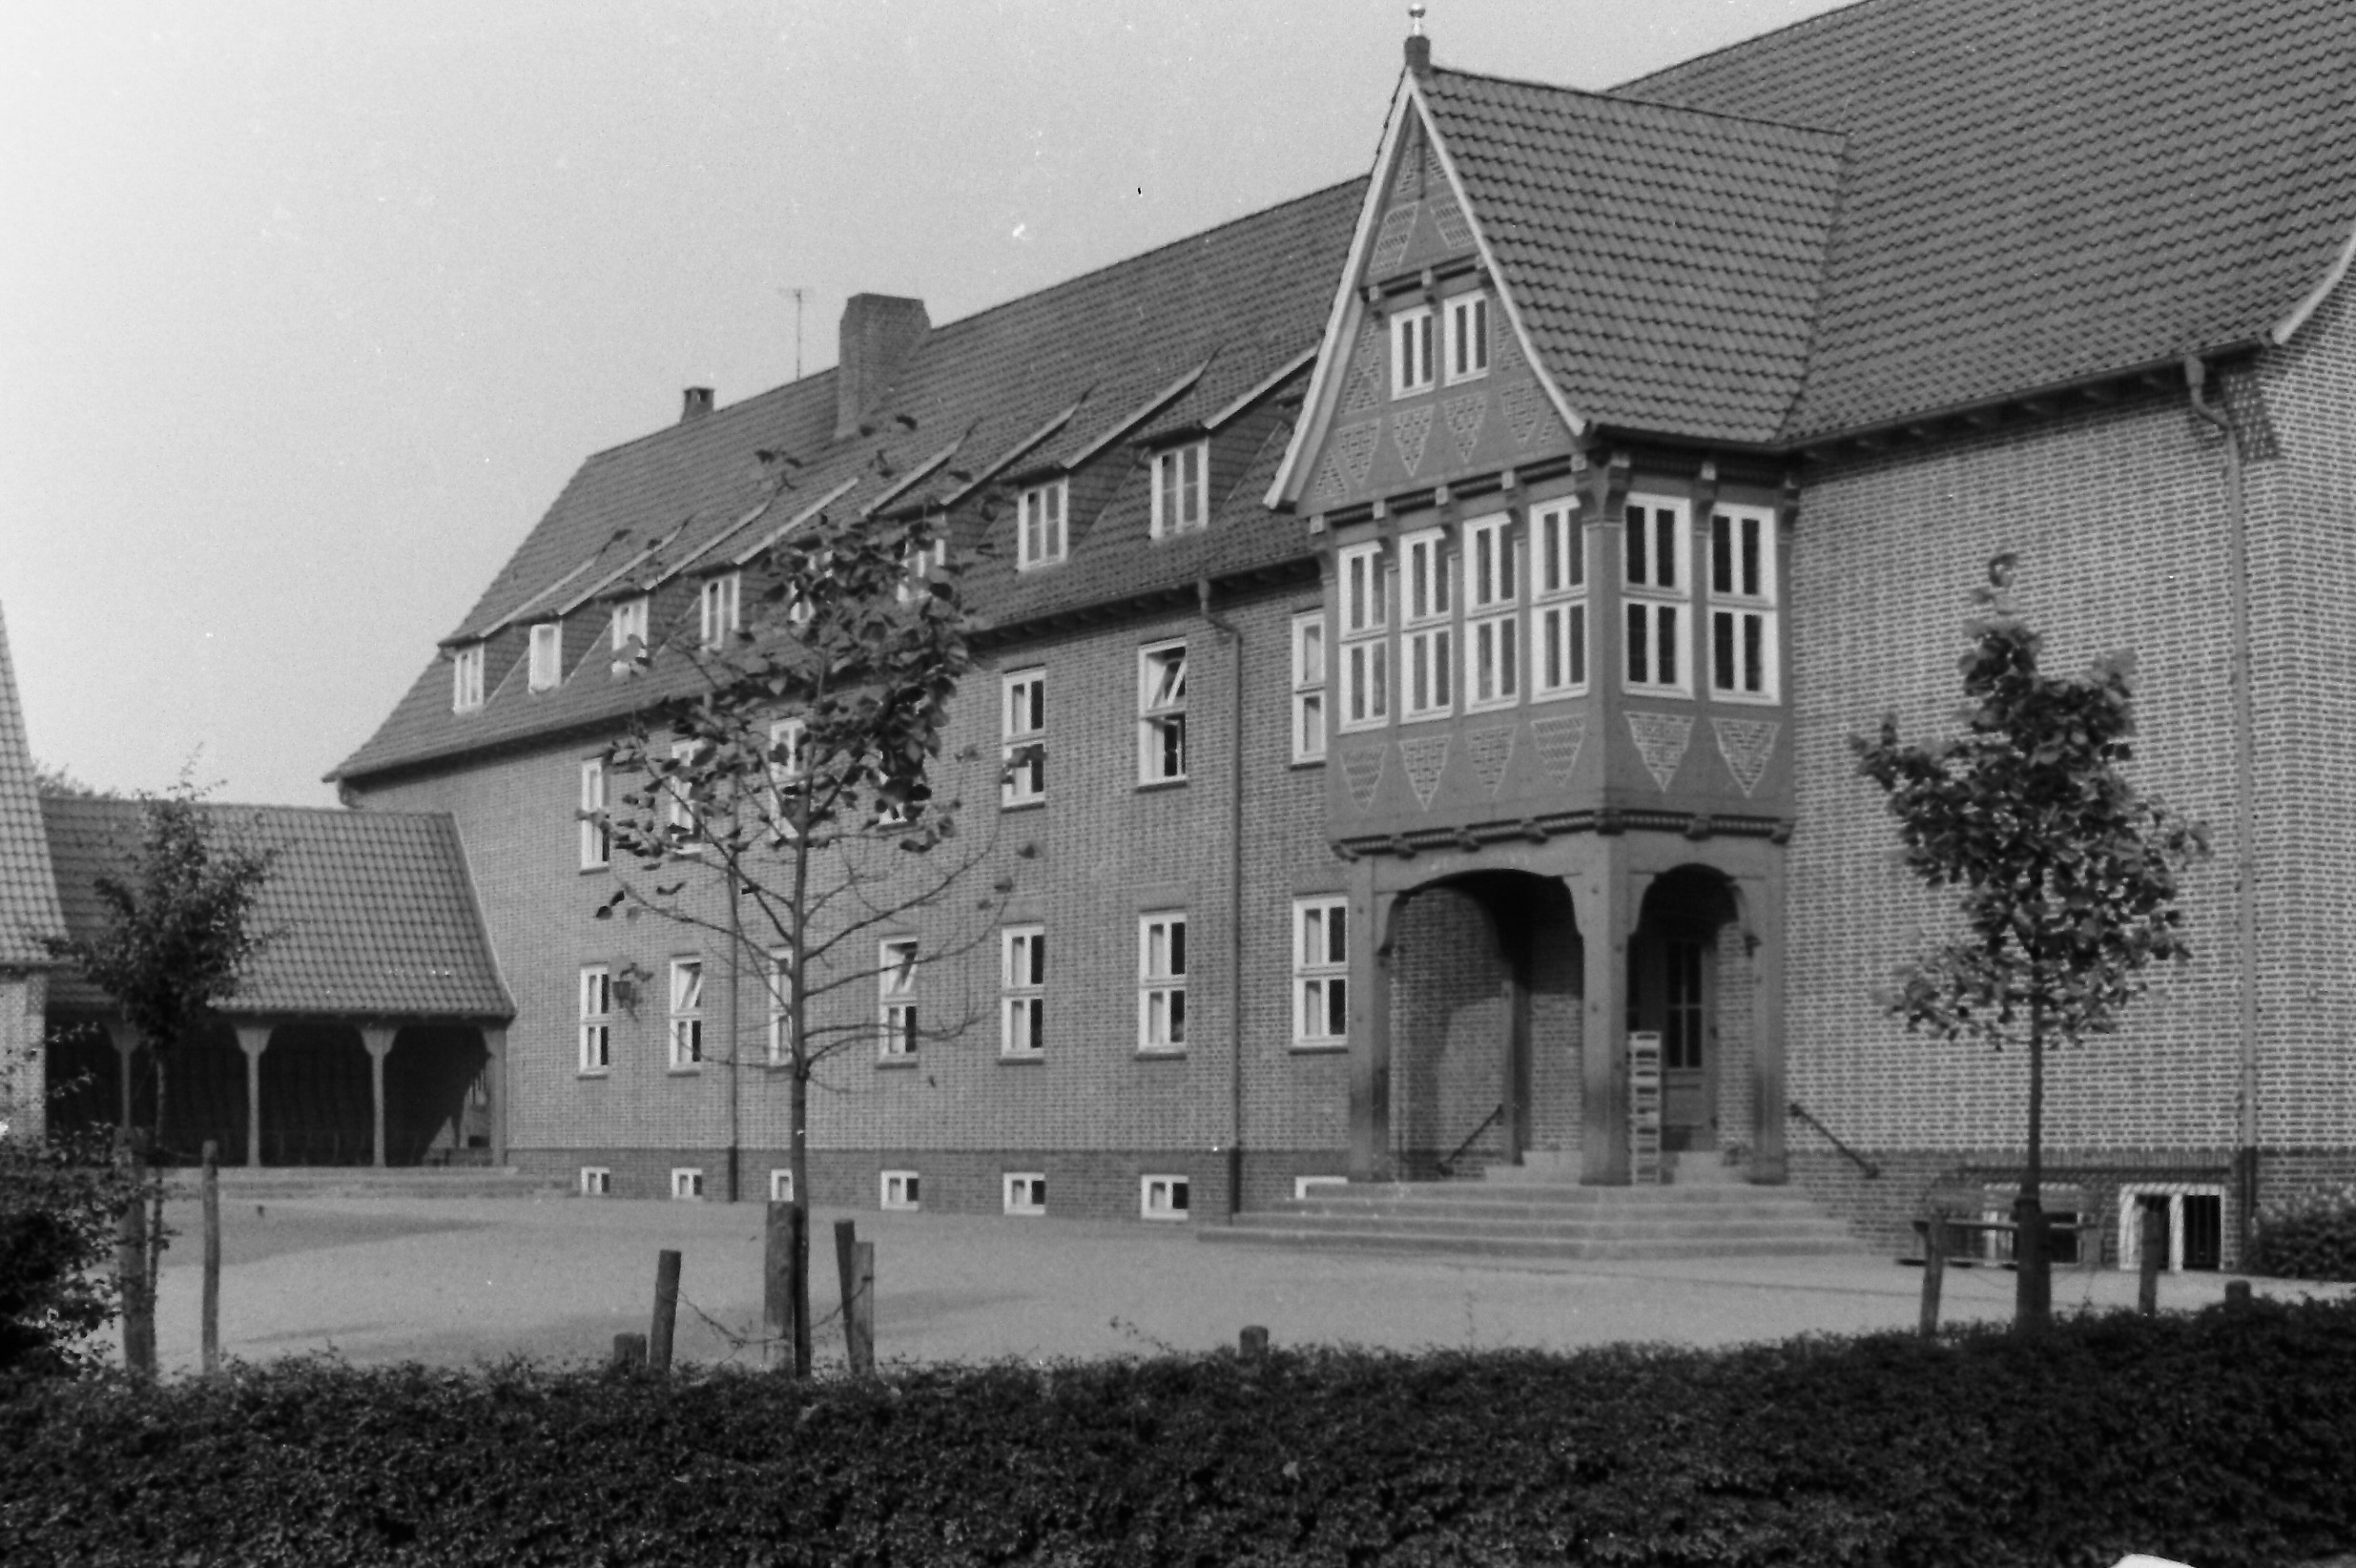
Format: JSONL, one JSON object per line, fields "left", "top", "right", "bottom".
{"left": 0, "top": 1046, "right": 143, "bottom": 1378}
{"left": 1854, "top": 569, "right": 2208, "bottom": 1328}
{"left": 599, "top": 490, "right": 1002, "bottom": 1375}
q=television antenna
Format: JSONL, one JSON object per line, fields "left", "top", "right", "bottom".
{"left": 779, "top": 287, "right": 810, "bottom": 381}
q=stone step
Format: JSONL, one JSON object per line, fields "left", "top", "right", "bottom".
{"left": 1197, "top": 1227, "right": 1859, "bottom": 1261}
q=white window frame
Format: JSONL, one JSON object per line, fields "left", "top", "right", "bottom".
{"left": 1400, "top": 526, "right": 1454, "bottom": 721}
{"left": 1002, "top": 669, "right": 1045, "bottom": 806}
{"left": 579, "top": 1166, "right": 611, "bottom": 1196}
{"left": 1532, "top": 501, "right": 1588, "bottom": 701}
{"left": 1139, "top": 912, "right": 1188, "bottom": 1052}
{"left": 610, "top": 595, "right": 650, "bottom": 675}
{"left": 1141, "top": 1174, "right": 1190, "bottom": 1222}
{"left": 1150, "top": 442, "right": 1209, "bottom": 537}
{"left": 1444, "top": 290, "right": 1491, "bottom": 384}
{"left": 766, "top": 717, "right": 806, "bottom": 841}
{"left": 1706, "top": 504, "right": 1780, "bottom": 704}
{"left": 667, "top": 738, "right": 703, "bottom": 846}
{"left": 766, "top": 947, "right": 794, "bottom": 1066}
{"left": 578, "top": 965, "right": 612, "bottom": 1073}
{"left": 668, "top": 958, "right": 704, "bottom": 1071}
{"left": 1001, "top": 924, "right": 1045, "bottom": 1058}
{"left": 1622, "top": 496, "right": 1691, "bottom": 696}
{"left": 899, "top": 534, "right": 946, "bottom": 603}
{"left": 527, "top": 622, "right": 563, "bottom": 692}
{"left": 1138, "top": 641, "right": 1188, "bottom": 784}
{"left": 1463, "top": 513, "right": 1519, "bottom": 711}
{"left": 1291, "top": 611, "right": 1327, "bottom": 763}
{"left": 579, "top": 758, "right": 610, "bottom": 870}
{"left": 672, "top": 1167, "right": 705, "bottom": 1201}
{"left": 768, "top": 1168, "right": 794, "bottom": 1203}
{"left": 1390, "top": 303, "right": 1435, "bottom": 397}
{"left": 698, "top": 571, "right": 740, "bottom": 649}
{"left": 1337, "top": 544, "right": 1390, "bottom": 733}
{"left": 1002, "top": 1172, "right": 1047, "bottom": 1216}
{"left": 878, "top": 939, "right": 919, "bottom": 1059}
{"left": 1293, "top": 896, "right": 1349, "bottom": 1047}
{"left": 1018, "top": 480, "right": 1067, "bottom": 567}
{"left": 880, "top": 1170, "right": 920, "bottom": 1211}
{"left": 2116, "top": 1184, "right": 2229, "bottom": 1273}
{"left": 451, "top": 643, "right": 485, "bottom": 712}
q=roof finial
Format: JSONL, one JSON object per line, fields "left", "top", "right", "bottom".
{"left": 1409, "top": 3, "right": 1426, "bottom": 35}
{"left": 1405, "top": 4, "right": 1432, "bottom": 75}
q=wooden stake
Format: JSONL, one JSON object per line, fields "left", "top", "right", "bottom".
{"left": 1918, "top": 1217, "right": 1946, "bottom": 1339}
{"left": 610, "top": 1332, "right": 647, "bottom": 1369}
{"left": 201, "top": 1140, "right": 220, "bottom": 1374}
{"left": 834, "top": 1219, "right": 858, "bottom": 1365}
{"left": 764, "top": 1202, "right": 795, "bottom": 1371}
{"left": 846, "top": 1241, "right": 875, "bottom": 1374}
{"left": 1239, "top": 1325, "right": 1270, "bottom": 1361}
{"left": 650, "top": 1248, "right": 682, "bottom": 1372}
{"left": 117, "top": 1128, "right": 154, "bottom": 1377}
{"left": 2138, "top": 1201, "right": 2167, "bottom": 1315}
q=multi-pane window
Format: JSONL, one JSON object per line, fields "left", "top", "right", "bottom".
{"left": 766, "top": 948, "right": 793, "bottom": 1066}
{"left": 698, "top": 571, "right": 740, "bottom": 649}
{"left": 527, "top": 622, "right": 563, "bottom": 692}
{"left": 1002, "top": 670, "right": 1045, "bottom": 805}
{"left": 899, "top": 534, "right": 947, "bottom": 603}
{"left": 672, "top": 1168, "right": 705, "bottom": 1201}
{"left": 878, "top": 939, "right": 919, "bottom": 1058}
{"left": 1139, "top": 913, "right": 1188, "bottom": 1051}
{"left": 1622, "top": 497, "right": 1690, "bottom": 694}
{"left": 1444, "top": 291, "right": 1491, "bottom": 383}
{"left": 579, "top": 1166, "right": 611, "bottom": 1196}
{"left": 1151, "top": 443, "right": 1208, "bottom": 537}
{"left": 1391, "top": 304, "right": 1435, "bottom": 396}
{"left": 578, "top": 965, "right": 612, "bottom": 1073}
{"left": 1708, "top": 505, "right": 1779, "bottom": 701}
{"left": 767, "top": 717, "right": 806, "bottom": 839}
{"left": 1337, "top": 543, "right": 1389, "bottom": 731}
{"left": 579, "top": 758, "right": 610, "bottom": 870}
{"left": 610, "top": 595, "right": 650, "bottom": 674}
{"left": 1532, "top": 501, "right": 1588, "bottom": 699}
{"left": 668, "top": 959, "right": 704, "bottom": 1070}
{"left": 1141, "top": 1174, "right": 1190, "bottom": 1221}
{"left": 1139, "top": 642, "right": 1188, "bottom": 783}
{"left": 1003, "top": 1173, "right": 1047, "bottom": 1216}
{"left": 1400, "top": 527, "right": 1454, "bottom": 720}
{"left": 1293, "top": 896, "right": 1349, "bottom": 1045}
{"left": 1018, "top": 481, "right": 1066, "bottom": 567}
{"left": 1002, "top": 925, "right": 1045, "bottom": 1058}
{"left": 451, "top": 644, "right": 485, "bottom": 712}
{"left": 880, "top": 1170, "right": 920, "bottom": 1210}
{"left": 1291, "top": 612, "right": 1327, "bottom": 763}
{"left": 667, "top": 738, "right": 703, "bottom": 844}
{"left": 1464, "top": 513, "right": 1519, "bottom": 709}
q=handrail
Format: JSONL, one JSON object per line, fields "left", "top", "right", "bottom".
{"left": 1435, "top": 1104, "right": 1504, "bottom": 1177}
{"left": 1787, "top": 1100, "right": 1881, "bottom": 1180}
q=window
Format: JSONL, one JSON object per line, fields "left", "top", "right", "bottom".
{"left": 698, "top": 571, "right": 740, "bottom": 649}
{"left": 528, "top": 622, "right": 563, "bottom": 692}
{"left": 579, "top": 759, "right": 610, "bottom": 870}
{"left": 667, "top": 738, "right": 703, "bottom": 845}
{"left": 899, "top": 534, "right": 946, "bottom": 602}
{"left": 1002, "top": 925, "right": 1045, "bottom": 1058}
{"left": 1292, "top": 612, "right": 1327, "bottom": 763}
{"left": 1293, "top": 896, "right": 1349, "bottom": 1046}
{"left": 578, "top": 965, "right": 612, "bottom": 1073}
{"left": 1002, "top": 670, "right": 1045, "bottom": 806}
{"left": 672, "top": 1167, "right": 705, "bottom": 1201}
{"left": 1139, "top": 642, "right": 1188, "bottom": 783}
{"left": 1391, "top": 304, "right": 1435, "bottom": 397}
{"left": 1003, "top": 1172, "right": 1047, "bottom": 1216}
{"left": 1337, "top": 544, "right": 1389, "bottom": 732}
{"left": 451, "top": 644, "right": 485, "bottom": 712}
{"left": 610, "top": 595, "right": 650, "bottom": 675}
{"left": 766, "top": 948, "right": 793, "bottom": 1066}
{"left": 1018, "top": 480, "right": 1066, "bottom": 567}
{"left": 668, "top": 959, "right": 704, "bottom": 1070}
{"left": 579, "top": 1166, "right": 611, "bottom": 1196}
{"left": 1294, "top": 1175, "right": 1347, "bottom": 1200}
{"left": 1464, "top": 513, "right": 1519, "bottom": 710}
{"left": 1401, "top": 527, "right": 1454, "bottom": 720}
{"left": 1708, "top": 505, "right": 1779, "bottom": 702}
{"left": 1139, "top": 912, "right": 1188, "bottom": 1051}
{"left": 1622, "top": 497, "right": 1690, "bottom": 694}
{"left": 768, "top": 1168, "right": 794, "bottom": 1203}
{"left": 1151, "top": 442, "right": 1209, "bottom": 537}
{"left": 2117, "top": 1185, "right": 2227, "bottom": 1273}
{"left": 880, "top": 1170, "right": 920, "bottom": 1210}
{"left": 1444, "top": 291, "right": 1491, "bottom": 383}
{"left": 1141, "top": 1174, "right": 1190, "bottom": 1221}
{"left": 878, "top": 939, "right": 919, "bottom": 1058}
{"left": 766, "top": 717, "right": 806, "bottom": 839}
{"left": 1532, "top": 501, "right": 1588, "bottom": 699}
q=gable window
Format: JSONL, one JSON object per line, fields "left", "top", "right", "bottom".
{"left": 451, "top": 644, "right": 486, "bottom": 712}
{"left": 1444, "top": 291, "right": 1491, "bottom": 383}
{"left": 610, "top": 595, "right": 651, "bottom": 675}
{"left": 1002, "top": 924, "right": 1045, "bottom": 1058}
{"left": 578, "top": 965, "right": 612, "bottom": 1073}
{"left": 527, "top": 622, "right": 563, "bottom": 692}
{"left": 1400, "top": 527, "right": 1454, "bottom": 720}
{"left": 579, "top": 758, "right": 610, "bottom": 870}
{"left": 878, "top": 939, "right": 919, "bottom": 1059}
{"left": 1139, "top": 641, "right": 1188, "bottom": 783}
{"left": 1532, "top": 501, "right": 1588, "bottom": 699}
{"left": 1139, "top": 912, "right": 1188, "bottom": 1051}
{"left": 1464, "top": 513, "right": 1519, "bottom": 710}
{"left": 1002, "top": 670, "right": 1045, "bottom": 806}
{"left": 667, "top": 738, "right": 704, "bottom": 845}
{"left": 1151, "top": 443, "right": 1209, "bottom": 537}
{"left": 899, "top": 534, "right": 947, "bottom": 603}
{"left": 1391, "top": 304, "right": 1435, "bottom": 397}
{"left": 1337, "top": 543, "right": 1389, "bottom": 732}
{"left": 1292, "top": 612, "right": 1327, "bottom": 763}
{"left": 698, "top": 571, "right": 740, "bottom": 649}
{"left": 1708, "top": 505, "right": 1779, "bottom": 702}
{"left": 1019, "top": 480, "right": 1067, "bottom": 567}
{"left": 668, "top": 958, "right": 704, "bottom": 1070}
{"left": 1622, "top": 497, "right": 1690, "bottom": 695}
{"left": 766, "top": 947, "right": 794, "bottom": 1066}
{"left": 1293, "top": 896, "right": 1349, "bottom": 1046}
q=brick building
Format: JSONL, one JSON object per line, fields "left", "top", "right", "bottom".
{"left": 319, "top": 0, "right": 2356, "bottom": 1262}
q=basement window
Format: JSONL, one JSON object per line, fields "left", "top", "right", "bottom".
{"left": 1141, "top": 1174, "right": 1190, "bottom": 1221}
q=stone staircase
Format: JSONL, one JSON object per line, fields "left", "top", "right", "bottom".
{"left": 162, "top": 1166, "right": 568, "bottom": 1201}
{"left": 1199, "top": 1161, "right": 1862, "bottom": 1262}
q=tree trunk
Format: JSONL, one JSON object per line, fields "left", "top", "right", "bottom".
{"left": 2015, "top": 992, "right": 2052, "bottom": 1328}
{"left": 146, "top": 1053, "right": 169, "bottom": 1329}
{"left": 790, "top": 1063, "right": 812, "bottom": 1376}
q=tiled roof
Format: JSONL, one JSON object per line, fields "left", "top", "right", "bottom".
{"left": 1419, "top": 72, "right": 1845, "bottom": 446}
{"left": 0, "top": 605, "right": 66, "bottom": 968}
{"left": 41, "top": 797, "right": 512, "bottom": 1021}
{"left": 1618, "top": 0, "right": 2356, "bottom": 440}
{"left": 332, "top": 180, "right": 1361, "bottom": 783}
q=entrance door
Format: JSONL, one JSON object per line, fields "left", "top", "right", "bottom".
{"left": 1630, "top": 934, "right": 1715, "bottom": 1151}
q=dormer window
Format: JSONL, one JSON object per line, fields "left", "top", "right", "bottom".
{"left": 1018, "top": 480, "right": 1066, "bottom": 567}
{"left": 451, "top": 644, "right": 485, "bottom": 712}
{"left": 1391, "top": 304, "right": 1436, "bottom": 397}
{"left": 610, "top": 595, "right": 650, "bottom": 675}
{"left": 527, "top": 622, "right": 563, "bottom": 692}
{"left": 698, "top": 572, "right": 739, "bottom": 650}
{"left": 1150, "top": 443, "right": 1208, "bottom": 538}
{"left": 1444, "top": 292, "right": 1491, "bottom": 383}
{"left": 899, "top": 535, "right": 947, "bottom": 603}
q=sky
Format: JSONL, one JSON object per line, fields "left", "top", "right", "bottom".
{"left": 1, "top": 0, "right": 1855, "bottom": 806}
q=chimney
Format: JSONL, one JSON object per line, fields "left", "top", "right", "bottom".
{"left": 1404, "top": 3, "right": 1431, "bottom": 76}
{"left": 836, "top": 294, "right": 929, "bottom": 441}
{"left": 680, "top": 386, "right": 714, "bottom": 423}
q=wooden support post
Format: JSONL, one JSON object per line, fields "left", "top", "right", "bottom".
{"left": 2138, "top": 1202, "right": 2167, "bottom": 1315}
{"left": 201, "top": 1140, "right": 221, "bottom": 1374}
{"left": 480, "top": 1026, "right": 507, "bottom": 1166}
{"left": 2224, "top": 1279, "right": 2253, "bottom": 1313}
{"left": 610, "top": 1332, "right": 647, "bottom": 1368}
{"left": 846, "top": 1242, "right": 875, "bottom": 1374}
{"left": 764, "top": 1202, "right": 795, "bottom": 1371}
{"left": 650, "top": 1248, "right": 681, "bottom": 1372}
{"left": 1918, "top": 1217, "right": 1946, "bottom": 1339}
{"left": 834, "top": 1219, "right": 858, "bottom": 1333}
{"left": 1239, "top": 1325, "right": 1270, "bottom": 1361}
{"left": 359, "top": 1023, "right": 397, "bottom": 1169}
{"left": 233, "top": 1024, "right": 270, "bottom": 1168}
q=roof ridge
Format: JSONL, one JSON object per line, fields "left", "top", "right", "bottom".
{"left": 1428, "top": 61, "right": 1844, "bottom": 140}
{"left": 40, "top": 794, "right": 448, "bottom": 824}
{"left": 1607, "top": 0, "right": 1892, "bottom": 97}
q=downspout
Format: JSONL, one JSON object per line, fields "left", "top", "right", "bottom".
{"left": 1198, "top": 579, "right": 1248, "bottom": 1216}
{"left": 2185, "top": 356, "right": 2260, "bottom": 1252}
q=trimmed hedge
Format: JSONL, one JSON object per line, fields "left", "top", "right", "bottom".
{"left": 6, "top": 1298, "right": 2356, "bottom": 1567}
{"left": 2250, "top": 1183, "right": 2356, "bottom": 1282}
